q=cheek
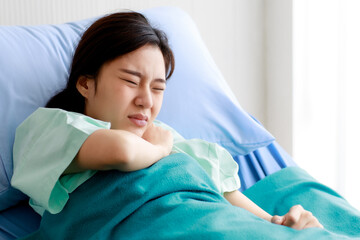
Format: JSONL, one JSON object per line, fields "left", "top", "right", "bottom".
{"left": 152, "top": 94, "right": 164, "bottom": 114}
{"left": 105, "top": 85, "right": 130, "bottom": 105}
{"left": 115, "top": 88, "right": 135, "bottom": 108}
{"left": 91, "top": 86, "right": 122, "bottom": 116}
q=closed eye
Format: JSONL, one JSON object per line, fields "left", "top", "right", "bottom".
{"left": 153, "top": 87, "right": 165, "bottom": 91}
{"left": 121, "top": 78, "right": 137, "bottom": 85}
{"left": 152, "top": 78, "right": 166, "bottom": 91}
{"left": 152, "top": 83, "right": 166, "bottom": 91}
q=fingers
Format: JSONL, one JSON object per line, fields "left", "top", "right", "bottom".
{"left": 281, "top": 205, "right": 323, "bottom": 230}
{"left": 271, "top": 215, "right": 285, "bottom": 225}
{"left": 303, "top": 217, "right": 324, "bottom": 229}
{"left": 142, "top": 124, "right": 173, "bottom": 156}
{"left": 283, "top": 205, "right": 305, "bottom": 229}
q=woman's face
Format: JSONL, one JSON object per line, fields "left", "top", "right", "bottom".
{"left": 78, "top": 44, "right": 166, "bottom": 137}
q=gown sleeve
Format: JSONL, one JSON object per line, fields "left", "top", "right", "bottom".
{"left": 154, "top": 120, "right": 240, "bottom": 194}
{"left": 11, "top": 107, "right": 110, "bottom": 215}
{"left": 173, "top": 139, "right": 241, "bottom": 194}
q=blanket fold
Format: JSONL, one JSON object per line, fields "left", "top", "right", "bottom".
{"left": 24, "top": 153, "right": 360, "bottom": 239}
{"left": 243, "top": 166, "right": 360, "bottom": 237}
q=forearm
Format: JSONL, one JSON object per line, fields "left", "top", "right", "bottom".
{"left": 65, "top": 129, "right": 168, "bottom": 174}
{"left": 224, "top": 190, "right": 272, "bottom": 222}
{"left": 224, "top": 190, "right": 324, "bottom": 230}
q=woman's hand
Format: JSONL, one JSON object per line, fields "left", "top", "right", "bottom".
{"left": 142, "top": 123, "right": 173, "bottom": 158}
{"left": 271, "top": 205, "right": 324, "bottom": 230}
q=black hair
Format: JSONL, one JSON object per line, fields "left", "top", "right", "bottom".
{"left": 46, "top": 11, "right": 175, "bottom": 113}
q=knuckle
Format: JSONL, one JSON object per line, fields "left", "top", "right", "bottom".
{"left": 290, "top": 205, "right": 298, "bottom": 212}
{"left": 314, "top": 217, "right": 321, "bottom": 225}
{"left": 303, "top": 211, "right": 313, "bottom": 218}
{"left": 271, "top": 215, "right": 280, "bottom": 224}
{"left": 286, "top": 215, "right": 297, "bottom": 224}
{"left": 310, "top": 219, "right": 319, "bottom": 227}
{"left": 294, "top": 204, "right": 303, "bottom": 210}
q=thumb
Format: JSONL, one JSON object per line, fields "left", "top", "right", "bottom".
{"left": 271, "top": 215, "right": 284, "bottom": 225}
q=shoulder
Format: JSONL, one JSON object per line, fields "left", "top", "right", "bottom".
{"left": 17, "top": 107, "right": 110, "bottom": 132}
{"left": 14, "top": 107, "right": 111, "bottom": 156}
{"left": 17, "top": 107, "right": 72, "bottom": 131}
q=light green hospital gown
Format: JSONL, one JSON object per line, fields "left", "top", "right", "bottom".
{"left": 11, "top": 108, "right": 240, "bottom": 216}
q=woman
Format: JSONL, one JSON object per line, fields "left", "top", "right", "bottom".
{"left": 11, "top": 11, "right": 322, "bottom": 235}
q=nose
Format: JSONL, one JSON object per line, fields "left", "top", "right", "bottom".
{"left": 135, "top": 86, "right": 153, "bottom": 108}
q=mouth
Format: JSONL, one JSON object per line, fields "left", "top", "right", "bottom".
{"left": 128, "top": 114, "right": 149, "bottom": 127}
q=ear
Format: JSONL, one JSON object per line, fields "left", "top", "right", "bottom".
{"left": 76, "top": 76, "right": 94, "bottom": 99}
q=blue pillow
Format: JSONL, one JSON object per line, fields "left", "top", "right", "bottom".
{"left": 0, "top": 6, "right": 274, "bottom": 210}
{"left": 148, "top": 8, "right": 274, "bottom": 155}
{"left": 0, "top": 19, "right": 92, "bottom": 210}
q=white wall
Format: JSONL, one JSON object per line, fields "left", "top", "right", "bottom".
{"left": 1, "top": 0, "right": 293, "bottom": 154}
{"left": 293, "top": 0, "right": 360, "bottom": 210}
{"left": 264, "top": 0, "right": 293, "bottom": 154}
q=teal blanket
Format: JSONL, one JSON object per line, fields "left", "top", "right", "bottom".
{"left": 25, "top": 153, "right": 360, "bottom": 239}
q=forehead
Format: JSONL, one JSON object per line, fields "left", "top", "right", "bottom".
{"left": 105, "top": 45, "right": 166, "bottom": 74}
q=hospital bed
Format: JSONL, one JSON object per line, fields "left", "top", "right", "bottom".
{"left": 0, "top": 7, "right": 358, "bottom": 240}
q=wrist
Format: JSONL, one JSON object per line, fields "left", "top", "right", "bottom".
{"left": 156, "top": 144, "right": 170, "bottom": 159}
{"left": 264, "top": 214, "right": 273, "bottom": 223}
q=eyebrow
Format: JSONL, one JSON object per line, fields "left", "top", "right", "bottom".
{"left": 119, "top": 68, "right": 166, "bottom": 83}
